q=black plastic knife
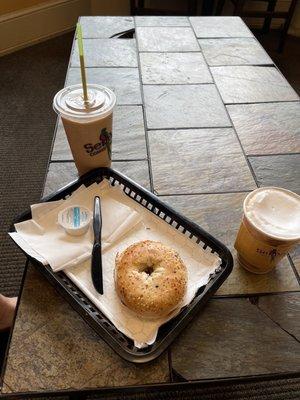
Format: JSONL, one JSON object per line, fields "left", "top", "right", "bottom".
{"left": 91, "top": 196, "right": 103, "bottom": 294}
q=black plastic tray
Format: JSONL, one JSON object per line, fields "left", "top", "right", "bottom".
{"left": 11, "top": 167, "right": 233, "bottom": 363}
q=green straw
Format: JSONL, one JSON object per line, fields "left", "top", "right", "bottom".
{"left": 76, "top": 23, "right": 89, "bottom": 104}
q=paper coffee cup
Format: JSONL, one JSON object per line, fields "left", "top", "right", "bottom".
{"left": 235, "top": 187, "right": 300, "bottom": 274}
{"left": 53, "top": 84, "right": 116, "bottom": 175}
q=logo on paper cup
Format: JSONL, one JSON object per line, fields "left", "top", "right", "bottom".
{"left": 84, "top": 128, "right": 112, "bottom": 159}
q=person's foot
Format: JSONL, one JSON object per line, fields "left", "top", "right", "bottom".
{"left": 0, "top": 295, "right": 17, "bottom": 331}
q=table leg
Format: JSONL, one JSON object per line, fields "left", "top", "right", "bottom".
{"left": 262, "top": 0, "right": 277, "bottom": 34}
{"left": 278, "top": 0, "right": 297, "bottom": 52}
{"left": 215, "top": 0, "right": 226, "bottom": 15}
{"left": 202, "top": 0, "right": 215, "bottom": 15}
{"left": 233, "top": 0, "right": 246, "bottom": 16}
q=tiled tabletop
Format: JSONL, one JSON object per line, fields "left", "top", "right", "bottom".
{"left": 2, "top": 16, "right": 300, "bottom": 397}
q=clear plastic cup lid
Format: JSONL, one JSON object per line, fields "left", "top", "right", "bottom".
{"left": 53, "top": 84, "right": 116, "bottom": 119}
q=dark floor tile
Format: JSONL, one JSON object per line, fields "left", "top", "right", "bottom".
{"left": 136, "top": 27, "right": 200, "bottom": 52}
{"left": 190, "top": 17, "right": 253, "bottom": 38}
{"left": 139, "top": 52, "right": 212, "bottom": 84}
{"left": 149, "top": 128, "right": 255, "bottom": 195}
{"left": 71, "top": 39, "right": 137, "bottom": 67}
{"left": 171, "top": 298, "right": 300, "bottom": 380}
{"left": 227, "top": 102, "right": 300, "bottom": 155}
{"left": 66, "top": 68, "right": 142, "bottom": 105}
{"left": 211, "top": 66, "right": 299, "bottom": 104}
{"left": 249, "top": 154, "right": 300, "bottom": 194}
{"left": 143, "top": 85, "right": 230, "bottom": 129}
{"left": 199, "top": 38, "right": 273, "bottom": 66}
{"left": 80, "top": 16, "right": 134, "bottom": 38}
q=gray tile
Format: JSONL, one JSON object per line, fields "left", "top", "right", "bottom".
{"left": 71, "top": 39, "right": 137, "bottom": 67}
{"left": 51, "top": 119, "right": 71, "bottom": 161}
{"left": 66, "top": 68, "right": 142, "bottom": 105}
{"left": 249, "top": 154, "right": 300, "bottom": 194}
{"left": 211, "top": 66, "right": 299, "bottom": 104}
{"left": 190, "top": 16, "right": 253, "bottom": 38}
{"left": 43, "top": 160, "right": 150, "bottom": 196}
{"left": 143, "top": 85, "right": 230, "bottom": 129}
{"left": 43, "top": 162, "right": 78, "bottom": 197}
{"left": 199, "top": 38, "right": 273, "bottom": 66}
{"left": 3, "top": 265, "right": 169, "bottom": 392}
{"left": 161, "top": 193, "right": 299, "bottom": 295}
{"left": 136, "top": 27, "right": 200, "bottom": 52}
{"left": 227, "top": 102, "right": 300, "bottom": 155}
{"left": 112, "top": 160, "right": 150, "bottom": 190}
{"left": 139, "top": 52, "right": 212, "bottom": 84}
{"left": 290, "top": 246, "right": 300, "bottom": 276}
{"left": 52, "top": 106, "right": 147, "bottom": 161}
{"left": 258, "top": 293, "right": 300, "bottom": 340}
{"left": 149, "top": 128, "right": 255, "bottom": 195}
{"left": 135, "top": 16, "right": 189, "bottom": 26}
{"left": 111, "top": 106, "right": 147, "bottom": 160}
{"left": 171, "top": 297, "right": 300, "bottom": 380}
{"left": 80, "top": 16, "right": 134, "bottom": 38}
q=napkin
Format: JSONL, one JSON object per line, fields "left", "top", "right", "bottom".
{"left": 11, "top": 181, "right": 142, "bottom": 272}
{"left": 10, "top": 179, "right": 221, "bottom": 347}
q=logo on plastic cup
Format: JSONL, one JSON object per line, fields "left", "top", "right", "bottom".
{"left": 84, "top": 128, "right": 112, "bottom": 159}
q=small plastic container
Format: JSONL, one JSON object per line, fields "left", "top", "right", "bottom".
{"left": 58, "top": 205, "right": 92, "bottom": 236}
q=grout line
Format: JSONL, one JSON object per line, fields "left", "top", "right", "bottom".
{"left": 287, "top": 254, "right": 300, "bottom": 286}
{"left": 134, "top": 17, "right": 155, "bottom": 194}
{"left": 225, "top": 99, "right": 300, "bottom": 106}
{"left": 142, "top": 81, "right": 214, "bottom": 86}
{"left": 189, "top": 19, "right": 260, "bottom": 189}
{"left": 50, "top": 159, "right": 149, "bottom": 164}
{"left": 247, "top": 153, "right": 300, "bottom": 158}
{"left": 255, "top": 302, "right": 300, "bottom": 344}
{"left": 146, "top": 125, "right": 233, "bottom": 132}
{"left": 213, "top": 290, "right": 300, "bottom": 299}
{"left": 159, "top": 190, "right": 252, "bottom": 196}
{"left": 71, "top": 65, "right": 139, "bottom": 69}
{"left": 205, "top": 64, "right": 275, "bottom": 68}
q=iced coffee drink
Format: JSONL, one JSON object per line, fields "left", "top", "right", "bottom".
{"left": 235, "top": 187, "right": 300, "bottom": 274}
{"left": 53, "top": 84, "right": 116, "bottom": 175}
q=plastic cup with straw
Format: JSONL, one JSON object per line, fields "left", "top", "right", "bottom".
{"left": 53, "top": 24, "right": 116, "bottom": 175}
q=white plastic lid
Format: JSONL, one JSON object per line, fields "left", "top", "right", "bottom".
{"left": 244, "top": 187, "right": 300, "bottom": 241}
{"left": 53, "top": 84, "right": 116, "bottom": 120}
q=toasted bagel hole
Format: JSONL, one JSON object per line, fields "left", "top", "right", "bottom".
{"left": 143, "top": 265, "right": 154, "bottom": 275}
